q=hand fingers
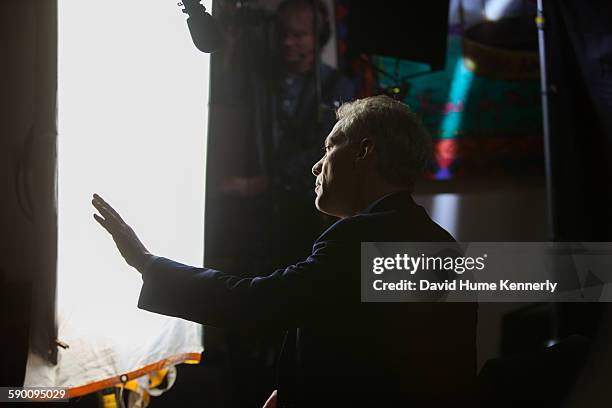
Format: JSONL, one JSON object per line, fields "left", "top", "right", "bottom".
{"left": 93, "top": 213, "right": 113, "bottom": 234}
{"left": 92, "top": 194, "right": 125, "bottom": 224}
{"left": 92, "top": 201, "right": 121, "bottom": 227}
{"left": 94, "top": 194, "right": 123, "bottom": 222}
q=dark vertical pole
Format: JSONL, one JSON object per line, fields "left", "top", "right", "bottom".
{"left": 312, "top": 0, "right": 323, "bottom": 127}
{"left": 536, "top": 0, "right": 556, "bottom": 241}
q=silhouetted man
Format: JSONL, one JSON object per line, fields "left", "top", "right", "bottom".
{"left": 93, "top": 95, "right": 476, "bottom": 407}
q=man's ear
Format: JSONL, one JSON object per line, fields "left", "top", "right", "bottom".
{"left": 356, "top": 138, "right": 375, "bottom": 161}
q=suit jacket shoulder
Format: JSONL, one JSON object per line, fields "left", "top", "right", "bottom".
{"left": 315, "top": 191, "right": 455, "bottom": 244}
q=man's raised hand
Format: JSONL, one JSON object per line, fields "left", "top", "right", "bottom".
{"left": 92, "top": 193, "right": 152, "bottom": 272}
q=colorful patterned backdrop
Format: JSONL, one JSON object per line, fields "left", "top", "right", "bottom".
{"left": 335, "top": 2, "right": 544, "bottom": 179}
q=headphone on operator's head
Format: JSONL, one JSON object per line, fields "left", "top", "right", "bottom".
{"left": 276, "top": 0, "right": 332, "bottom": 48}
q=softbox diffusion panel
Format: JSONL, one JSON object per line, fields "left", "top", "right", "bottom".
{"left": 346, "top": 1, "right": 450, "bottom": 69}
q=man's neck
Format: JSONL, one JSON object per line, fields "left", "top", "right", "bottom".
{"left": 345, "top": 184, "right": 412, "bottom": 218}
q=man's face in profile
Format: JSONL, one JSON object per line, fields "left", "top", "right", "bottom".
{"left": 312, "top": 124, "right": 360, "bottom": 218}
{"left": 277, "top": 6, "right": 315, "bottom": 73}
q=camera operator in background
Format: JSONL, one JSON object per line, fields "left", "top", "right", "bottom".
{"left": 209, "top": 0, "right": 354, "bottom": 272}
{"left": 261, "top": 0, "right": 355, "bottom": 266}
{"left": 204, "top": 1, "right": 353, "bottom": 406}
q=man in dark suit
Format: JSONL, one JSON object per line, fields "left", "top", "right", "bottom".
{"left": 93, "top": 95, "right": 476, "bottom": 407}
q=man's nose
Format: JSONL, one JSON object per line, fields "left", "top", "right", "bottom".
{"left": 312, "top": 158, "right": 322, "bottom": 176}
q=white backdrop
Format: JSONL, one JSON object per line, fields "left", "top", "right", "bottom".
{"left": 25, "top": 0, "right": 210, "bottom": 394}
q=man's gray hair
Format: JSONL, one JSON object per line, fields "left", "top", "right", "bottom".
{"left": 335, "top": 95, "right": 432, "bottom": 185}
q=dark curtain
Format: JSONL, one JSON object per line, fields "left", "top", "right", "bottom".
{"left": 544, "top": 0, "right": 612, "bottom": 242}
{"left": 544, "top": 0, "right": 612, "bottom": 347}
{"left": 0, "top": 0, "right": 58, "bottom": 386}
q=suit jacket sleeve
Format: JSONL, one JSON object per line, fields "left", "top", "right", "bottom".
{"left": 137, "top": 236, "right": 350, "bottom": 331}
